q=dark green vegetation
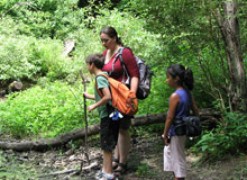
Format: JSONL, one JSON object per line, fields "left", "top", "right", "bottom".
{"left": 0, "top": 0, "right": 246, "bottom": 166}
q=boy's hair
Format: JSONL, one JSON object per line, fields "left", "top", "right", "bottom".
{"left": 85, "top": 53, "right": 105, "bottom": 69}
{"left": 167, "top": 64, "right": 194, "bottom": 90}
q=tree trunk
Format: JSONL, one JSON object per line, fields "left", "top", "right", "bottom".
{"left": 216, "top": 1, "right": 247, "bottom": 112}
{"left": 0, "top": 109, "right": 220, "bottom": 152}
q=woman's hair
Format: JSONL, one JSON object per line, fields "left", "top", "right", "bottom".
{"left": 85, "top": 53, "right": 105, "bottom": 69}
{"left": 167, "top": 64, "right": 194, "bottom": 90}
{"left": 100, "top": 26, "right": 124, "bottom": 46}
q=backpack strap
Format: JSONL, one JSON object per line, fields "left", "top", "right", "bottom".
{"left": 116, "top": 47, "right": 130, "bottom": 84}
{"left": 95, "top": 74, "right": 109, "bottom": 98}
{"left": 95, "top": 74, "right": 115, "bottom": 114}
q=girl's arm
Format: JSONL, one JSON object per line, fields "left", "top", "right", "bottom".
{"left": 87, "top": 87, "right": 111, "bottom": 112}
{"left": 163, "top": 93, "right": 179, "bottom": 145}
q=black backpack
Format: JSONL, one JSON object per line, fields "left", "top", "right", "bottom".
{"left": 118, "top": 47, "right": 153, "bottom": 100}
{"left": 173, "top": 116, "right": 202, "bottom": 137}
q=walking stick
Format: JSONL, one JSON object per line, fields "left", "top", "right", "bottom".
{"left": 79, "top": 70, "right": 90, "bottom": 170}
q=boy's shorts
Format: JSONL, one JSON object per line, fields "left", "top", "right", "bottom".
{"left": 100, "top": 116, "right": 119, "bottom": 152}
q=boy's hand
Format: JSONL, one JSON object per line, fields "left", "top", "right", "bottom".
{"left": 87, "top": 105, "right": 95, "bottom": 112}
{"left": 83, "top": 92, "right": 89, "bottom": 99}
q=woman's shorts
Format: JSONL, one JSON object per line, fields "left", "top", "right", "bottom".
{"left": 100, "top": 116, "right": 119, "bottom": 152}
{"left": 119, "top": 115, "right": 132, "bottom": 130}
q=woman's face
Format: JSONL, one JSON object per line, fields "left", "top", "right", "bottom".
{"left": 100, "top": 33, "right": 116, "bottom": 49}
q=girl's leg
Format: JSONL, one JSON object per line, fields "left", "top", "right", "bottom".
{"left": 173, "top": 173, "right": 185, "bottom": 180}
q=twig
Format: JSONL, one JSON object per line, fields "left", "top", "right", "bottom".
{"left": 38, "top": 169, "right": 78, "bottom": 178}
{"left": 79, "top": 70, "right": 90, "bottom": 170}
{"left": 38, "top": 161, "right": 99, "bottom": 178}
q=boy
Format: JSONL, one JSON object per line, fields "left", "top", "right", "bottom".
{"left": 83, "top": 53, "right": 119, "bottom": 180}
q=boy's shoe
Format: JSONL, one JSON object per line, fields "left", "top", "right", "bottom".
{"left": 95, "top": 170, "right": 103, "bottom": 179}
{"left": 95, "top": 171, "right": 116, "bottom": 180}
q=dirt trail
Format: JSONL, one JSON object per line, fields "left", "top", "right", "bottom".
{"left": 0, "top": 135, "right": 246, "bottom": 180}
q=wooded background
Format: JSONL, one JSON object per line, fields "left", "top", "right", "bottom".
{"left": 0, "top": 0, "right": 246, "bottom": 160}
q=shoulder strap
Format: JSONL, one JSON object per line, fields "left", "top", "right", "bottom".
{"left": 95, "top": 74, "right": 109, "bottom": 97}
{"left": 118, "top": 47, "right": 126, "bottom": 66}
{"left": 109, "top": 48, "right": 123, "bottom": 75}
{"left": 117, "top": 47, "right": 130, "bottom": 80}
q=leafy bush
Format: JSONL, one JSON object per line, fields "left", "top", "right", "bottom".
{"left": 193, "top": 112, "right": 247, "bottom": 161}
{"left": 0, "top": 81, "right": 98, "bottom": 138}
{"left": 0, "top": 35, "right": 72, "bottom": 82}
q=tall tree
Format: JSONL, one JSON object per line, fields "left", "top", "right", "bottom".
{"left": 216, "top": 1, "right": 247, "bottom": 112}
{"left": 124, "top": 0, "right": 247, "bottom": 112}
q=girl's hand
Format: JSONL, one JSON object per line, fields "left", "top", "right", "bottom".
{"left": 162, "top": 134, "right": 170, "bottom": 146}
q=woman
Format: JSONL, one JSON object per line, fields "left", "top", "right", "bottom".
{"left": 100, "top": 26, "right": 139, "bottom": 176}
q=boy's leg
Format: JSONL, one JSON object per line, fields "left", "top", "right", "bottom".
{"left": 102, "top": 150, "right": 113, "bottom": 174}
{"left": 100, "top": 116, "right": 119, "bottom": 173}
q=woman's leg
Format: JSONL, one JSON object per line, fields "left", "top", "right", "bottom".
{"left": 117, "top": 128, "right": 130, "bottom": 164}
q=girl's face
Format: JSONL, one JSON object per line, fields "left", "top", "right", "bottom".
{"left": 166, "top": 73, "right": 177, "bottom": 88}
{"left": 100, "top": 33, "right": 116, "bottom": 49}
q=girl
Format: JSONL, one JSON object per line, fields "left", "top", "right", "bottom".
{"left": 162, "top": 64, "right": 199, "bottom": 180}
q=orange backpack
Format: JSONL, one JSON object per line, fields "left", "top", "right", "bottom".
{"left": 96, "top": 74, "right": 138, "bottom": 116}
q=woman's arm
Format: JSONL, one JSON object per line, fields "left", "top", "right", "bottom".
{"left": 130, "top": 76, "right": 139, "bottom": 93}
{"left": 163, "top": 93, "right": 179, "bottom": 145}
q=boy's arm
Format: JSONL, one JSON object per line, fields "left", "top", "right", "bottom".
{"left": 88, "top": 87, "right": 111, "bottom": 112}
{"left": 83, "top": 92, "right": 95, "bottom": 100}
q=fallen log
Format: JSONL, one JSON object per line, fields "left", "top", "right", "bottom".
{"left": 0, "top": 125, "right": 100, "bottom": 152}
{"left": 0, "top": 110, "right": 220, "bottom": 152}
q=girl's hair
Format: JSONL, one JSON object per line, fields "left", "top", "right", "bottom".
{"left": 100, "top": 26, "right": 124, "bottom": 46}
{"left": 167, "top": 64, "right": 194, "bottom": 90}
{"left": 85, "top": 53, "right": 105, "bottom": 69}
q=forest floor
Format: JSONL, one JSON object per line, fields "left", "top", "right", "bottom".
{"left": 0, "top": 133, "right": 247, "bottom": 180}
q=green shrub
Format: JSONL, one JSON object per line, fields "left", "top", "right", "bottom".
{"left": 193, "top": 112, "right": 247, "bottom": 161}
{"left": 0, "top": 81, "right": 98, "bottom": 138}
{"left": 0, "top": 35, "right": 72, "bottom": 82}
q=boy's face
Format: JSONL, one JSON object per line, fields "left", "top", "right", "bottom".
{"left": 87, "top": 63, "right": 93, "bottom": 74}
